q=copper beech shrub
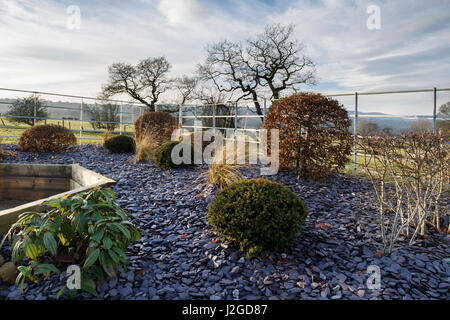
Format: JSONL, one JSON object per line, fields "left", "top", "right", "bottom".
{"left": 134, "top": 111, "right": 178, "bottom": 144}
{"left": 264, "top": 93, "right": 352, "bottom": 180}
{"left": 19, "top": 124, "right": 76, "bottom": 152}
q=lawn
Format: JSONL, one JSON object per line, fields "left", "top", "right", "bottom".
{"left": 0, "top": 118, "right": 134, "bottom": 144}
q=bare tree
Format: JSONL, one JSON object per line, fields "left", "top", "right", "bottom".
{"left": 86, "top": 102, "right": 120, "bottom": 131}
{"left": 437, "top": 102, "right": 450, "bottom": 132}
{"left": 438, "top": 101, "right": 450, "bottom": 117}
{"left": 197, "top": 23, "right": 316, "bottom": 118}
{"left": 5, "top": 94, "right": 48, "bottom": 126}
{"left": 358, "top": 120, "right": 379, "bottom": 136}
{"left": 174, "top": 75, "right": 199, "bottom": 105}
{"left": 101, "top": 57, "right": 172, "bottom": 111}
{"left": 247, "top": 23, "right": 316, "bottom": 100}
{"left": 191, "top": 85, "right": 235, "bottom": 129}
{"left": 198, "top": 40, "right": 263, "bottom": 116}
{"left": 193, "top": 85, "right": 230, "bottom": 105}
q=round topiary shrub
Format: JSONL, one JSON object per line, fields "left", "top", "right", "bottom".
{"left": 153, "top": 141, "right": 195, "bottom": 169}
{"left": 103, "top": 134, "right": 135, "bottom": 153}
{"left": 207, "top": 178, "right": 307, "bottom": 256}
{"left": 134, "top": 111, "right": 178, "bottom": 144}
{"left": 19, "top": 124, "right": 76, "bottom": 152}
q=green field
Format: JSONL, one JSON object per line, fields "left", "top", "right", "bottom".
{"left": 0, "top": 118, "right": 134, "bottom": 145}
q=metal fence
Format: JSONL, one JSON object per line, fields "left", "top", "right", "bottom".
{"left": 179, "top": 87, "right": 450, "bottom": 174}
{"left": 1, "top": 86, "right": 449, "bottom": 175}
{"left": 0, "top": 87, "right": 147, "bottom": 144}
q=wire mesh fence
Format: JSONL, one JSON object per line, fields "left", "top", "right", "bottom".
{"left": 1, "top": 87, "right": 449, "bottom": 175}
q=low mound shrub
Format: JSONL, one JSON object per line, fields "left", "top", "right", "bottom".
{"left": 207, "top": 178, "right": 307, "bottom": 256}
{"left": 18, "top": 124, "right": 76, "bottom": 152}
{"left": 1, "top": 187, "right": 140, "bottom": 298}
{"left": 153, "top": 141, "right": 195, "bottom": 169}
{"left": 103, "top": 134, "right": 135, "bottom": 153}
{"left": 134, "top": 111, "right": 178, "bottom": 144}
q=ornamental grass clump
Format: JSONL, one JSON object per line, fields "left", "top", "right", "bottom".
{"left": 199, "top": 146, "right": 247, "bottom": 190}
{"left": 135, "top": 130, "right": 161, "bottom": 163}
{"left": 207, "top": 178, "right": 307, "bottom": 256}
{"left": 0, "top": 187, "right": 140, "bottom": 298}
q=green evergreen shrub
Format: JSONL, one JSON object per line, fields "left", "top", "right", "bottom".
{"left": 103, "top": 135, "right": 135, "bottom": 153}
{"left": 153, "top": 141, "right": 195, "bottom": 169}
{"left": 207, "top": 178, "right": 307, "bottom": 256}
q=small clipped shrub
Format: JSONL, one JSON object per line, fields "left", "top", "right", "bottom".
{"left": 153, "top": 141, "right": 195, "bottom": 169}
{"left": 134, "top": 111, "right": 178, "bottom": 144}
{"left": 207, "top": 178, "right": 307, "bottom": 256}
{"left": 1, "top": 187, "right": 140, "bottom": 298}
{"left": 103, "top": 134, "right": 135, "bottom": 153}
{"left": 19, "top": 124, "right": 76, "bottom": 152}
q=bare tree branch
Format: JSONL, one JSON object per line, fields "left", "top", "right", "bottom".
{"left": 101, "top": 57, "right": 172, "bottom": 111}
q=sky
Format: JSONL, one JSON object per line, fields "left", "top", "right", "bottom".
{"left": 0, "top": 0, "right": 449, "bottom": 115}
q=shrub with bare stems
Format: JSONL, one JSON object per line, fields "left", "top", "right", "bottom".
{"left": 358, "top": 131, "right": 449, "bottom": 254}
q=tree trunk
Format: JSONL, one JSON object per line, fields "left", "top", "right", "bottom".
{"left": 250, "top": 91, "right": 264, "bottom": 122}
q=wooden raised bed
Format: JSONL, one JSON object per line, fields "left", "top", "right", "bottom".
{"left": 0, "top": 163, "right": 115, "bottom": 234}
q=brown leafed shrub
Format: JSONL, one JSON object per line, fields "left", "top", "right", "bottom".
{"left": 134, "top": 111, "right": 178, "bottom": 144}
{"left": 19, "top": 124, "right": 76, "bottom": 152}
{"left": 264, "top": 93, "right": 352, "bottom": 180}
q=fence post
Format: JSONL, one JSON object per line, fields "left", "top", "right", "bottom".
{"left": 234, "top": 102, "right": 238, "bottom": 142}
{"left": 79, "top": 98, "right": 83, "bottom": 145}
{"left": 353, "top": 92, "right": 358, "bottom": 176}
{"left": 119, "top": 103, "right": 123, "bottom": 135}
{"left": 433, "top": 87, "right": 437, "bottom": 133}
{"left": 213, "top": 102, "right": 216, "bottom": 130}
{"left": 33, "top": 93, "right": 37, "bottom": 126}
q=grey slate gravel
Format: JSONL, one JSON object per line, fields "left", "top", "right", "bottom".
{"left": 0, "top": 144, "right": 448, "bottom": 300}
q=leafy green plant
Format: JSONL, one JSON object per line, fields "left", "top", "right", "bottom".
{"left": 1, "top": 187, "right": 140, "bottom": 298}
{"left": 153, "top": 141, "right": 195, "bottom": 169}
{"left": 207, "top": 178, "right": 307, "bottom": 256}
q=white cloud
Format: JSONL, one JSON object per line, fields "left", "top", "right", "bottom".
{"left": 157, "top": 0, "right": 207, "bottom": 26}
{"left": 0, "top": 0, "right": 448, "bottom": 115}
